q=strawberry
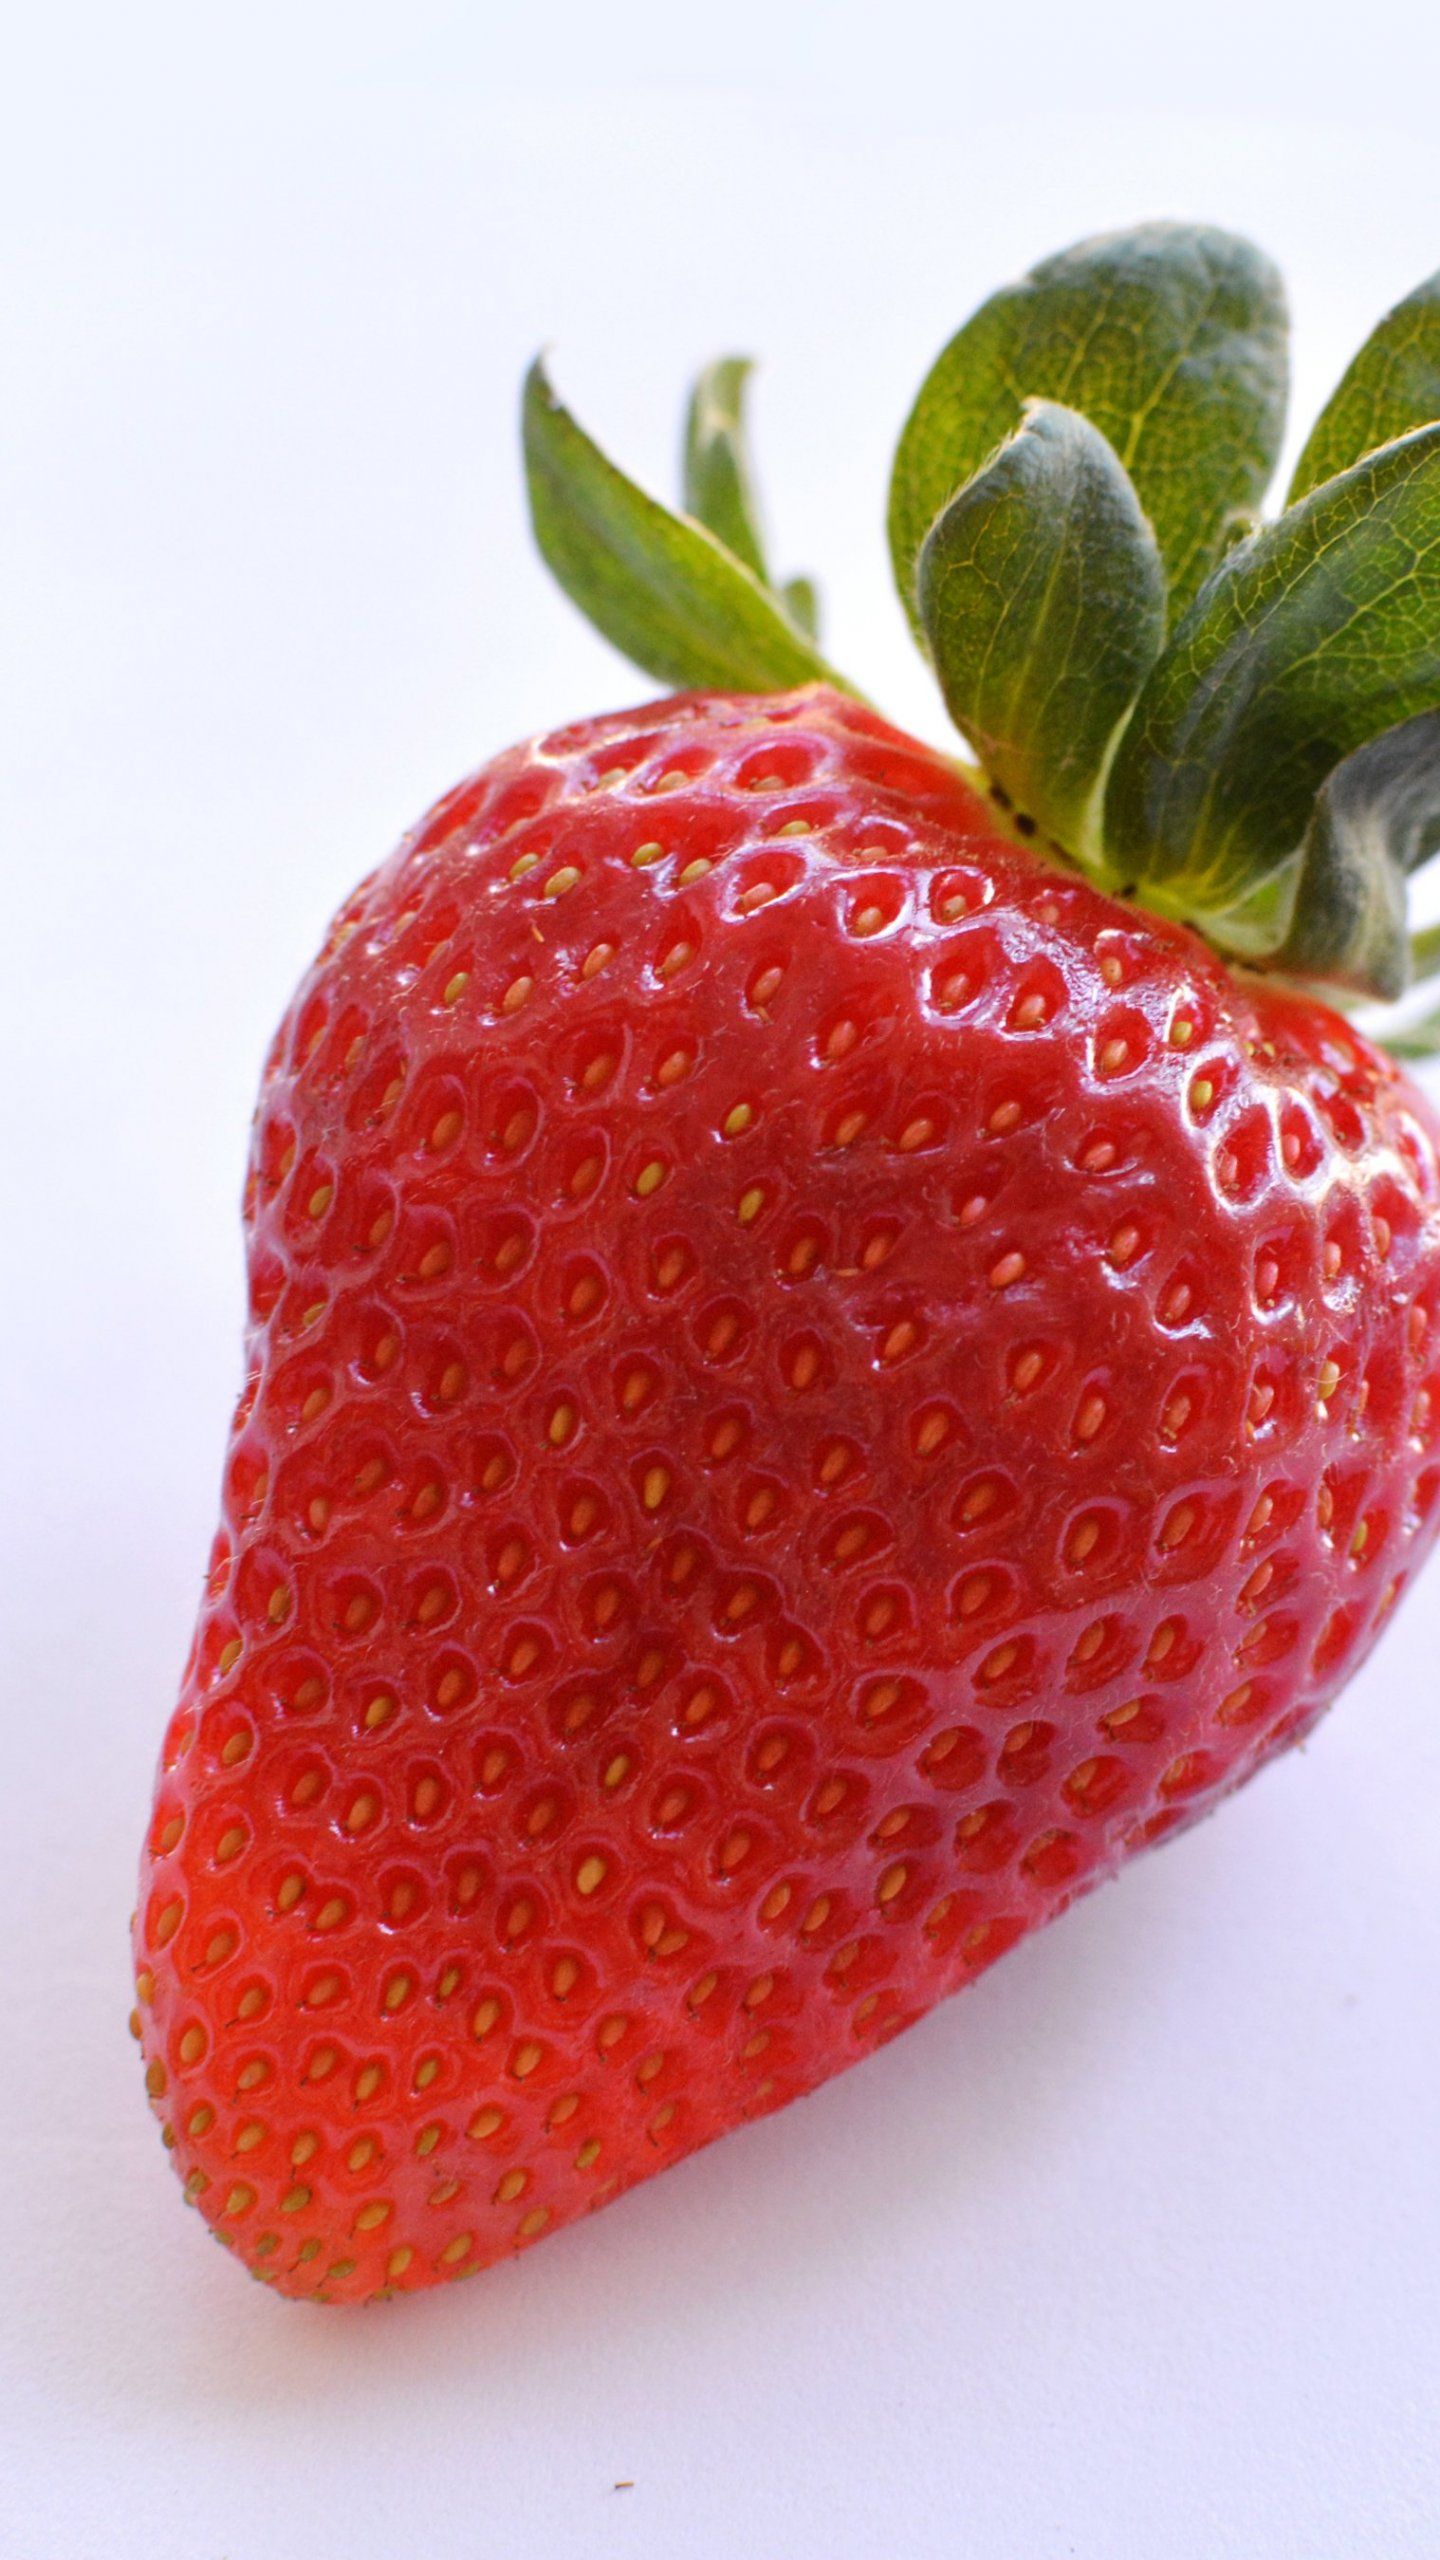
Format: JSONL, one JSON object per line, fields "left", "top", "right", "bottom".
{"left": 136, "top": 225, "right": 1440, "bottom": 2303}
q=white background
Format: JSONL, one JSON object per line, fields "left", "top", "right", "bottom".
{"left": 6, "top": 7, "right": 1440, "bottom": 2555}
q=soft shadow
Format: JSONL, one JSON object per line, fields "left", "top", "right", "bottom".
{"left": 43, "top": 1820, "right": 1206, "bottom": 2431}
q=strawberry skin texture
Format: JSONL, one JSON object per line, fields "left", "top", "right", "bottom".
{"left": 135, "top": 684, "right": 1440, "bottom": 2303}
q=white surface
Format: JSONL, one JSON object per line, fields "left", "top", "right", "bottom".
{"left": 5, "top": 10, "right": 1440, "bottom": 2556}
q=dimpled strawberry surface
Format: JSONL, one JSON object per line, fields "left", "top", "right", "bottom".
{"left": 133, "top": 686, "right": 1440, "bottom": 2302}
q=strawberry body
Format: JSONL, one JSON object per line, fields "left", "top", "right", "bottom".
{"left": 135, "top": 686, "right": 1440, "bottom": 2302}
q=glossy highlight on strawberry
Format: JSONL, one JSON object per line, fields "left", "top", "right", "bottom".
{"left": 134, "top": 687, "right": 1440, "bottom": 2301}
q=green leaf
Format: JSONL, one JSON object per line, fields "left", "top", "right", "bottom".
{"left": 1269, "top": 712, "right": 1440, "bottom": 997}
{"left": 682, "top": 357, "right": 770, "bottom": 581}
{"left": 915, "top": 400, "right": 1165, "bottom": 862}
{"left": 779, "top": 574, "right": 820, "bottom": 641}
{"left": 1412, "top": 918, "right": 1440, "bottom": 981}
{"left": 523, "top": 357, "right": 850, "bottom": 697}
{"left": 1105, "top": 423, "right": 1440, "bottom": 928}
{"left": 888, "top": 223, "right": 1288, "bottom": 640}
{"left": 1289, "top": 271, "right": 1440, "bottom": 504}
{"left": 681, "top": 358, "right": 823, "bottom": 640}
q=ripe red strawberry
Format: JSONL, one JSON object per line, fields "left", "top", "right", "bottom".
{"left": 136, "top": 226, "right": 1440, "bottom": 2303}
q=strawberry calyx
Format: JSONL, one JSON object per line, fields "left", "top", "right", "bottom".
{"left": 524, "top": 225, "right": 1440, "bottom": 1035}
{"left": 523, "top": 358, "right": 854, "bottom": 701}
